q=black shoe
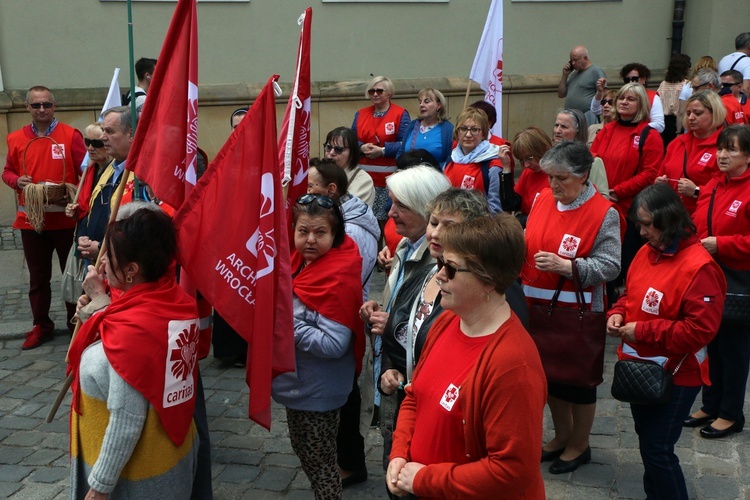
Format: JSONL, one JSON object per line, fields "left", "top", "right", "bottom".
{"left": 699, "top": 420, "right": 744, "bottom": 439}
{"left": 541, "top": 447, "right": 565, "bottom": 462}
{"left": 548, "top": 447, "right": 591, "bottom": 475}
{"left": 683, "top": 415, "right": 715, "bottom": 427}
{"left": 341, "top": 467, "right": 368, "bottom": 488}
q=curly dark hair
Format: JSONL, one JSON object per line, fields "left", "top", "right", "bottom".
{"left": 621, "top": 63, "right": 651, "bottom": 83}
{"left": 664, "top": 54, "right": 691, "bottom": 83}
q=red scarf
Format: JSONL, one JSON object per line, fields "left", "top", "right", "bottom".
{"left": 291, "top": 236, "right": 365, "bottom": 373}
{"left": 68, "top": 274, "right": 199, "bottom": 446}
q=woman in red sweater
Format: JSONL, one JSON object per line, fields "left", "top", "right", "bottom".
{"left": 387, "top": 214, "right": 546, "bottom": 499}
{"left": 686, "top": 125, "right": 750, "bottom": 439}
{"left": 591, "top": 82, "right": 664, "bottom": 296}
{"left": 655, "top": 90, "right": 725, "bottom": 213}
{"left": 607, "top": 183, "right": 725, "bottom": 500}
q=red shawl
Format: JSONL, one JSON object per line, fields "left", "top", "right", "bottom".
{"left": 291, "top": 236, "right": 365, "bottom": 373}
{"left": 68, "top": 274, "right": 199, "bottom": 446}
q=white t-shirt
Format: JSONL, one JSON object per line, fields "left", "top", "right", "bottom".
{"left": 718, "top": 52, "right": 750, "bottom": 80}
{"left": 679, "top": 82, "right": 692, "bottom": 101}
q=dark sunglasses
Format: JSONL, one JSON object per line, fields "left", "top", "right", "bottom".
{"left": 323, "top": 143, "right": 347, "bottom": 155}
{"left": 368, "top": 88, "right": 385, "bottom": 96}
{"left": 85, "top": 138, "right": 105, "bottom": 148}
{"left": 29, "top": 102, "right": 54, "bottom": 109}
{"left": 600, "top": 99, "right": 614, "bottom": 106}
{"left": 721, "top": 82, "right": 741, "bottom": 88}
{"left": 297, "top": 193, "right": 335, "bottom": 209}
{"left": 436, "top": 257, "right": 471, "bottom": 280}
{"left": 623, "top": 76, "right": 639, "bottom": 84}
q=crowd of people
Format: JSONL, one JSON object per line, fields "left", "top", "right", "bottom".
{"left": 3, "top": 33, "right": 750, "bottom": 499}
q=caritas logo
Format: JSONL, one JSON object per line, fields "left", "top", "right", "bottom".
{"left": 641, "top": 287, "right": 664, "bottom": 315}
{"left": 557, "top": 234, "right": 581, "bottom": 258}
{"left": 698, "top": 152, "right": 712, "bottom": 166}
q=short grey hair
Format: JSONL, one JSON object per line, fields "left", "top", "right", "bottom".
{"left": 101, "top": 106, "right": 133, "bottom": 134}
{"left": 117, "top": 201, "right": 161, "bottom": 221}
{"left": 540, "top": 140, "right": 593, "bottom": 180}
{"left": 735, "top": 32, "right": 750, "bottom": 51}
{"left": 693, "top": 68, "right": 720, "bottom": 90}
{"left": 386, "top": 165, "right": 451, "bottom": 220}
{"left": 26, "top": 86, "right": 56, "bottom": 103}
{"left": 556, "top": 109, "right": 588, "bottom": 143}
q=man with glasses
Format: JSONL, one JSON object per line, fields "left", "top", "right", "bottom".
{"left": 719, "top": 70, "right": 749, "bottom": 125}
{"left": 74, "top": 106, "right": 132, "bottom": 263}
{"left": 558, "top": 45, "right": 605, "bottom": 124}
{"left": 2, "top": 86, "right": 86, "bottom": 349}
{"left": 718, "top": 32, "right": 750, "bottom": 96}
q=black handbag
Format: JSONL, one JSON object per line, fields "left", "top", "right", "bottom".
{"left": 707, "top": 185, "right": 750, "bottom": 325}
{"left": 611, "top": 354, "right": 688, "bottom": 405}
{"left": 528, "top": 261, "right": 606, "bottom": 389}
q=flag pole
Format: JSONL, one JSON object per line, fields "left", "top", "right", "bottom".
{"left": 462, "top": 79, "right": 473, "bottom": 111}
{"left": 47, "top": 170, "right": 133, "bottom": 422}
{"left": 126, "top": 0, "right": 142, "bottom": 199}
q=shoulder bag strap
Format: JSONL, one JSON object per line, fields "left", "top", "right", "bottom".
{"left": 707, "top": 184, "right": 719, "bottom": 236}
{"left": 730, "top": 54, "right": 748, "bottom": 71}
{"left": 634, "top": 126, "right": 653, "bottom": 177}
{"left": 682, "top": 149, "right": 689, "bottom": 179}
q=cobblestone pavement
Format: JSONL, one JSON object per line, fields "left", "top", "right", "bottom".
{"left": 1, "top": 227, "right": 748, "bottom": 499}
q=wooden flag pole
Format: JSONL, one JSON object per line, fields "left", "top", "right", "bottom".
{"left": 47, "top": 169, "right": 133, "bottom": 423}
{"left": 462, "top": 79, "right": 473, "bottom": 111}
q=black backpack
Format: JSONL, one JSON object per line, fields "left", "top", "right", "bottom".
{"left": 121, "top": 90, "right": 146, "bottom": 106}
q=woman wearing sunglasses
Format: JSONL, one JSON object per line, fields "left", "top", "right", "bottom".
{"left": 386, "top": 213, "right": 546, "bottom": 499}
{"left": 522, "top": 141, "right": 622, "bottom": 474}
{"left": 443, "top": 107, "right": 514, "bottom": 214}
{"left": 587, "top": 90, "right": 617, "bottom": 146}
{"left": 352, "top": 76, "right": 411, "bottom": 227}
{"left": 63, "top": 123, "right": 115, "bottom": 302}
{"left": 323, "top": 126, "right": 375, "bottom": 207}
{"left": 272, "top": 194, "right": 364, "bottom": 500}
{"left": 655, "top": 90, "right": 725, "bottom": 214}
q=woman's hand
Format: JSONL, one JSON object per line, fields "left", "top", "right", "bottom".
{"left": 16, "top": 175, "right": 33, "bottom": 190}
{"left": 396, "top": 461, "right": 426, "bottom": 494}
{"left": 606, "top": 314, "right": 624, "bottom": 337}
{"left": 82, "top": 265, "right": 107, "bottom": 300}
{"left": 361, "top": 143, "right": 384, "bottom": 160}
{"left": 533, "top": 251, "right": 572, "bottom": 276}
{"left": 378, "top": 246, "right": 393, "bottom": 272}
{"left": 386, "top": 458, "right": 409, "bottom": 497}
{"left": 676, "top": 178, "right": 697, "bottom": 198}
{"left": 360, "top": 300, "right": 380, "bottom": 323}
{"left": 65, "top": 203, "right": 78, "bottom": 218}
{"left": 700, "top": 237, "right": 718, "bottom": 255}
{"left": 380, "top": 369, "right": 405, "bottom": 395}
{"left": 77, "top": 237, "right": 101, "bottom": 260}
{"left": 654, "top": 175, "right": 669, "bottom": 184}
{"left": 618, "top": 322, "right": 637, "bottom": 343}
{"left": 369, "top": 311, "right": 390, "bottom": 336}
{"left": 498, "top": 144, "right": 513, "bottom": 173}
{"left": 595, "top": 78, "right": 607, "bottom": 97}
{"left": 85, "top": 487, "right": 108, "bottom": 500}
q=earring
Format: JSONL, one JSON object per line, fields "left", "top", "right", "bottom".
{"left": 126, "top": 275, "right": 133, "bottom": 284}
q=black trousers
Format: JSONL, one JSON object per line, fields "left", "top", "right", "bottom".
{"left": 701, "top": 320, "right": 750, "bottom": 423}
{"left": 336, "top": 376, "right": 366, "bottom": 471}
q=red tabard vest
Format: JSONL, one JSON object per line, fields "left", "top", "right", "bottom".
{"left": 356, "top": 104, "right": 406, "bottom": 187}
{"left": 617, "top": 242, "right": 717, "bottom": 386}
{"left": 721, "top": 94, "right": 747, "bottom": 125}
{"left": 659, "top": 129, "right": 721, "bottom": 213}
{"left": 6, "top": 124, "right": 81, "bottom": 230}
{"left": 522, "top": 188, "right": 613, "bottom": 307}
{"left": 443, "top": 161, "right": 488, "bottom": 194}
{"left": 515, "top": 168, "right": 549, "bottom": 215}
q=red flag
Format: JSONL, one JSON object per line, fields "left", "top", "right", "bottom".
{"left": 127, "top": 0, "right": 199, "bottom": 210}
{"left": 173, "top": 76, "right": 295, "bottom": 430}
{"left": 278, "top": 8, "right": 312, "bottom": 240}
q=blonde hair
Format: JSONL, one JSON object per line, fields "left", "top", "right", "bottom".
{"left": 614, "top": 83, "right": 651, "bottom": 123}
{"left": 684, "top": 90, "right": 727, "bottom": 130}
{"left": 689, "top": 56, "right": 718, "bottom": 80}
{"left": 365, "top": 76, "right": 395, "bottom": 99}
{"left": 83, "top": 122, "right": 103, "bottom": 139}
{"left": 453, "top": 108, "right": 489, "bottom": 142}
{"left": 418, "top": 88, "right": 448, "bottom": 122}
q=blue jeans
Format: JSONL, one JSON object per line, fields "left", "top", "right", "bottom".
{"left": 630, "top": 385, "right": 700, "bottom": 500}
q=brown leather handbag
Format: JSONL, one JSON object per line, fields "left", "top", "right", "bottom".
{"left": 528, "top": 261, "right": 607, "bottom": 389}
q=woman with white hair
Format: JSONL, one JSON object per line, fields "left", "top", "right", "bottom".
{"left": 359, "top": 165, "right": 451, "bottom": 477}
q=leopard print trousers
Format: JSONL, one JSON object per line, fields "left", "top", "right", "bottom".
{"left": 286, "top": 407, "right": 342, "bottom": 500}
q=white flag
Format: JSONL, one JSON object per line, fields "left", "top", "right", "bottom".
{"left": 469, "top": 0, "right": 503, "bottom": 136}
{"left": 102, "top": 68, "right": 122, "bottom": 117}
{"left": 81, "top": 68, "right": 122, "bottom": 170}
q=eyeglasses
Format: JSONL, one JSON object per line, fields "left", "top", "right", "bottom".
{"left": 28, "top": 102, "right": 54, "bottom": 109}
{"left": 457, "top": 126, "right": 482, "bottom": 136}
{"left": 323, "top": 143, "right": 347, "bottom": 155}
{"left": 600, "top": 99, "right": 614, "bottom": 106}
{"left": 721, "top": 82, "right": 741, "bottom": 88}
{"left": 436, "top": 257, "right": 472, "bottom": 280}
{"left": 368, "top": 88, "right": 385, "bottom": 96}
{"left": 85, "top": 138, "right": 105, "bottom": 148}
{"left": 297, "top": 193, "right": 335, "bottom": 209}
{"left": 623, "top": 76, "right": 640, "bottom": 84}
{"left": 693, "top": 82, "right": 710, "bottom": 91}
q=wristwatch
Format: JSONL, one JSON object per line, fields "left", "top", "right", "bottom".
{"left": 693, "top": 187, "right": 700, "bottom": 198}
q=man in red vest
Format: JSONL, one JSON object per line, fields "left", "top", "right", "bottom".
{"left": 2, "top": 86, "right": 86, "bottom": 349}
